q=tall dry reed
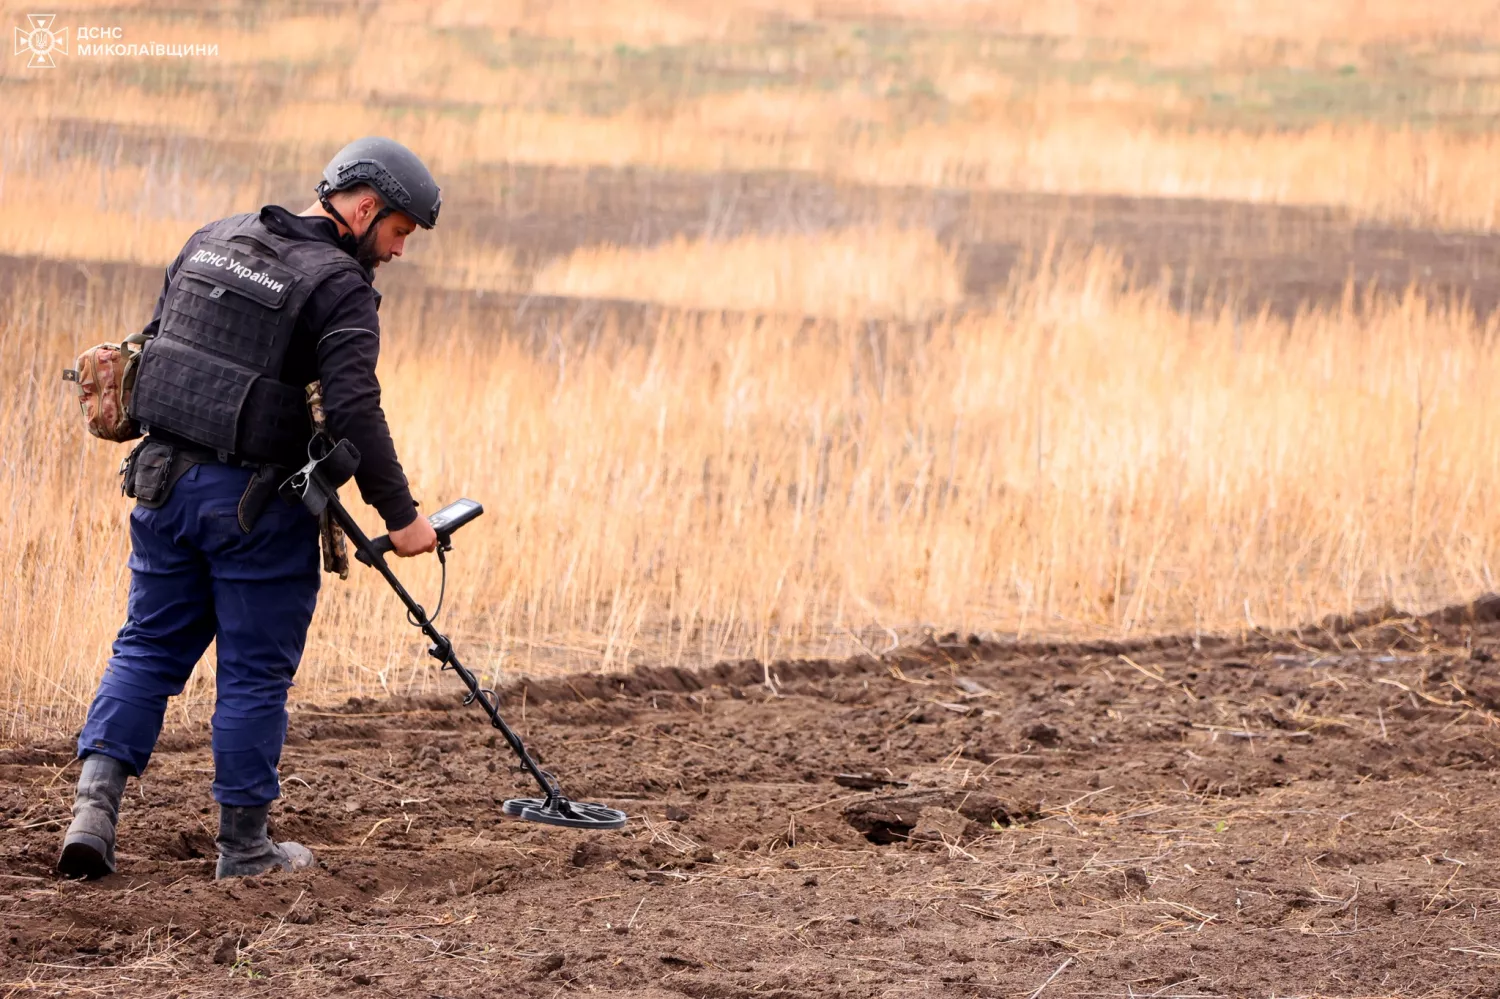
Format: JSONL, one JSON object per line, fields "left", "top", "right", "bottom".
{"left": 7, "top": 248, "right": 1500, "bottom": 739}
{"left": 8, "top": 0, "right": 1500, "bottom": 741}
{"left": 7, "top": 3, "right": 1500, "bottom": 233}
{"left": 8, "top": 94, "right": 1500, "bottom": 232}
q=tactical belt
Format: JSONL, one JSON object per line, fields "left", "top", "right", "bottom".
{"left": 123, "top": 438, "right": 288, "bottom": 533}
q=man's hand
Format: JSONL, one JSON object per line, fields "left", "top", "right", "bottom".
{"left": 388, "top": 515, "right": 437, "bottom": 557}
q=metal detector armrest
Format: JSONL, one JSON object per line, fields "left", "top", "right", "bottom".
{"left": 355, "top": 498, "right": 484, "bottom": 566}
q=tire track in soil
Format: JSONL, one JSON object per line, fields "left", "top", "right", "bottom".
{"left": 5, "top": 600, "right": 1500, "bottom": 996}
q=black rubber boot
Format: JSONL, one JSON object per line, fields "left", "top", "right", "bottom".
{"left": 57, "top": 754, "right": 129, "bottom": 879}
{"left": 215, "top": 804, "right": 316, "bottom": 879}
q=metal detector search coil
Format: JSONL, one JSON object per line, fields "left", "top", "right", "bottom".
{"left": 281, "top": 440, "right": 628, "bottom": 833}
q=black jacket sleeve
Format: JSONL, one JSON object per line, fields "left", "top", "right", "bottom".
{"left": 311, "top": 280, "right": 420, "bottom": 531}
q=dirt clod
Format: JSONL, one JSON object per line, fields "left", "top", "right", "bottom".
{"left": 1022, "top": 722, "right": 1062, "bottom": 746}
{"left": 571, "top": 841, "right": 615, "bottom": 868}
{"left": 210, "top": 936, "right": 237, "bottom": 965}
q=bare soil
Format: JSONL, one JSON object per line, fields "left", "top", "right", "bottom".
{"left": 6, "top": 601, "right": 1500, "bottom": 997}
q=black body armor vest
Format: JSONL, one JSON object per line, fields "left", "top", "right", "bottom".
{"left": 129, "top": 212, "right": 363, "bottom": 465}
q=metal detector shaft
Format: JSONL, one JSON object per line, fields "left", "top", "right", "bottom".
{"left": 320, "top": 491, "right": 562, "bottom": 805}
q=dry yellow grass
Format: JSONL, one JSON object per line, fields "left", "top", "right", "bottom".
{"left": 8, "top": 98, "right": 1500, "bottom": 233}
{"left": 8, "top": 3, "right": 1500, "bottom": 230}
{"left": 817, "top": 0, "right": 1500, "bottom": 59}
{"left": 9, "top": 249, "right": 1500, "bottom": 738}
{"left": 401, "top": 0, "right": 1500, "bottom": 55}
{"left": 0, "top": 160, "right": 250, "bottom": 266}
{"left": 530, "top": 228, "right": 964, "bottom": 319}
{"left": 8, "top": 1, "right": 1500, "bottom": 740}
{"left": 69, "top": 0, "right": 1495, "bottom": 55}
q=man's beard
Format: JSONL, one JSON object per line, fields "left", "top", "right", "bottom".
{"left": 352, "top": 225, "right": 383, "bottom": 270}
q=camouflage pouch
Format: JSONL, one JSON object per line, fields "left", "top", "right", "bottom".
{"left": 63, "top": 331, "right": 149, "bottom": 443}
{"left": 306, "top": 381, "right": 350, "bottom": 579}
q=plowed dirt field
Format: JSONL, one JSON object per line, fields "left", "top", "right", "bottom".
{"left": 6, "top": 603, "right": 1500, "bottom": 997}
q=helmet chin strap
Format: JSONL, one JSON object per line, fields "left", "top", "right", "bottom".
{"left": 319, "top": 190, "right": 392, "bottom": 267}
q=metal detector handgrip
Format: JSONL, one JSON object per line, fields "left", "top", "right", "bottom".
{"left": 355, "top": 498, "right": 484, "bottom": 566}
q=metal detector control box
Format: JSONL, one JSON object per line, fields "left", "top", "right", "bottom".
{"left": 356, "top": 498, "right": 484, "bottom": 565}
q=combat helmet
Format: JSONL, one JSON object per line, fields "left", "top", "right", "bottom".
{"left": 316, "top": 136, "right": 441, "bottom": 230}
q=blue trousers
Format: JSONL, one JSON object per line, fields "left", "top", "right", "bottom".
{"left": 78, "top": 461, "right": 321, "bottom": 806}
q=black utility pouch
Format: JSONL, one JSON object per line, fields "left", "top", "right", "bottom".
{"left": 119, "top": 441, "right": 144, "bottom": 497}
{"left": 129, "top": 440, "right": 177, "bottom": 508}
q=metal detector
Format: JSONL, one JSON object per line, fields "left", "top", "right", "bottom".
{"left": 281, "top": 438, "right": 627, "bottom": 831}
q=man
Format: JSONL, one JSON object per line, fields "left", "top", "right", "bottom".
{"left": 57, "top": 137, "right": 442, "bottom": 880}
